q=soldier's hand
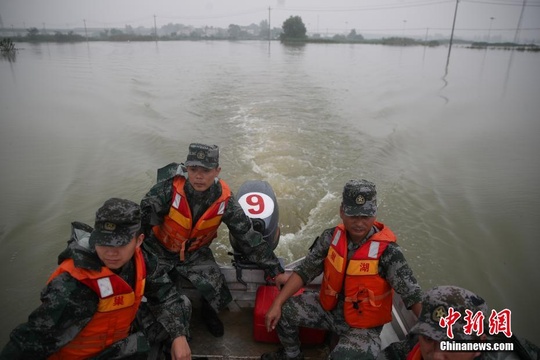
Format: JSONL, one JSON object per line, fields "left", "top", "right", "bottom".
{"left": 170, "top": 335, "right": 191, "bottom": 360}
{"left": 265, "top": 303, "right": 282, "bottom": 332}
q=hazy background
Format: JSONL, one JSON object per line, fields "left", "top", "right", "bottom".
{"left": 1, "top": 0, "right": 540, "bottom": 352}
{"left": 1, "top": 0, "right": 540, "bottom": 42}
{"left": 1, "top": 39, "right": 540, "bottom": 346}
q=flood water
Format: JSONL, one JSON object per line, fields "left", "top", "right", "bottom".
{"left": 1, "top": 40, "right": 539, "bottom": 346}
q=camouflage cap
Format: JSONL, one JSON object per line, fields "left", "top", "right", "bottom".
{"left": 89, "top": 198, "right": 141, "bottom": 247}
{"left": 341, "top": 179, "right": 377, "bottom": 216}
{"left": 185, "top": 143, "right": 219, "bottom": 169}
{"left": 410, "top": 285, "right": 489, "bottom": 341}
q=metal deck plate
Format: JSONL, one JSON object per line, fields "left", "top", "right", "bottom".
{"left": 190, "top": 307, "right": 330, "bottom": 359}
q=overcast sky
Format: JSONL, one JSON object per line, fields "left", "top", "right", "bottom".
{"left": 1, "top": 0, "right": 539, "bottom": 40}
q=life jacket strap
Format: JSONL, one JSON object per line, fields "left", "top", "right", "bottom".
{"left": 345, "top": 288, "right": 392, "bottom": 308}
{"left": 179, "top": 241, "right": 186, "bottom": 261}
{"left": 322, "top": 273, "right": 339, "bottom": 297}
{"left": 187, "top": 229, "right": 218, "bottom": 252}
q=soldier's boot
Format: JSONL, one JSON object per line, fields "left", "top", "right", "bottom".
{"left": 201, "top": 297, "right": 224, "bottom": 337}
{"left": 260, "top": 348, "right": 304, "bottom": 360}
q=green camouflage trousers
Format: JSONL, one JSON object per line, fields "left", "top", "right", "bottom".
{"left": 145, "top": 237, "right": 233, "bottom": 312}
{"left": 277, "top": 290, "right": 383, "bottom": 360}
{"left": 89, "top": 331, "right": 150, "bottom": 359}
{"left": 172, "top": 245, "right": 233, "bottom": 311}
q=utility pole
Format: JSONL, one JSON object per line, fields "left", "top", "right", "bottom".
{"left": 402, "top": 20, "right": 407, "bottom": 37}
{"left": 402, "top": 20, "right": 407, "bottom": 45}
{"left": 268, "top": 6, "right": 271, "bottom": 41}
{"left": 487, "top": 17, "right": 494, "bottom": 43}
{"left": 422, "top": 27, "right": 430, "bottom": 62}
{"left": 83, "top": 19, "right": 88, "bottom": 42}
{"left": 154, "top": 14, "right": 158, "bottom": 43}
{"left": 503, "top": 0, "right": 527, "bottom": 97}
{"left": 512, "top": 0, "right": 526, "bottom": 44}
{"left": 445, "top": 0, "right": 460, "bottom": 72}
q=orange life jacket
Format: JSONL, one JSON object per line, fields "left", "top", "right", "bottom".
{"left": 319, "top": 222, "right": 396, "bottom": 328}
{"left": 47, "top": 248, "right": 146, "bottom": 360}
{"left": 406, "top": 343, "right": 423, "bottom": 360}
{"left": 152, "top": 176, "right": 231, "bottom": 260}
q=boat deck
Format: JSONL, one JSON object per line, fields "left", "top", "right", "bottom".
{"left": 190, "top": 306, "right": 331, "bottom": 359}
{"left": 187, "top": 296, "right": 411, "bottom": 359}
{"left": 182, "top": 264, "right": 417, "bottom": 359}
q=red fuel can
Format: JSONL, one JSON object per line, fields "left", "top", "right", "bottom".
{"left": 253, "top": 285, "right": 327, "bottom": 344}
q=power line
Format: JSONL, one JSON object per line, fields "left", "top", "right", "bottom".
{"left": 355, "top": 25, "right": 540, "bottom": 31}
{"left": 64, "top": 0, "right": 540, "bottom": 28}
{"left": 10, "top": 0, "right": 540, "bottom": 35}
{"left": 277, "top": 0, "right": 454, "bottom": 12}
{"left": 464, "top": 0, "right": 540, "bottom": 6}
{"left": 84, "top": 16, "right": 155, "bottom": 27}
{"left": 158, "top": 8, "right": 266, "bottom": 21}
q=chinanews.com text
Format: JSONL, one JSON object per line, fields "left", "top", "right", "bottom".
{"left": 440, "top": 341, "right": 514, "bottom": 352}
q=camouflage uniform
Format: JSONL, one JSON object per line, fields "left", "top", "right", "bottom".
{"left": 275, "top": 225, "right": 422, "bottom": 360}
{"left": 0, "top": 199, "right": 190, "bottom": 360}
{"left": 269, "top": 180, "right": 423, "bottom": 360}
{"left": 377, "top": 286, "right": 540, "bottom": 360}
{"left": 141, "top": 161, "right": 284, "bottom": 312}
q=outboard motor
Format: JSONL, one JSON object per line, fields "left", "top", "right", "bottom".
{"left": 229, "top": 180, "right": 281, "bottom": 285}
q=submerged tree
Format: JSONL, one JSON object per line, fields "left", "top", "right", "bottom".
{"left": 1, "top": 38, "right": 17, "bottom": 62}
{"left": 0, "top": 38, "right": 16, "bottom": 52}
{"left": 280, "top": 16, "right": 307, "bottom": 41}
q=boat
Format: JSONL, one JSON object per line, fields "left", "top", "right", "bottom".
{"left": 170, "top": 179, "right": 419, "bottom": 359}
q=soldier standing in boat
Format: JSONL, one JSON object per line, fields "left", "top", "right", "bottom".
{"left": 140, "top": 143, "right": 287, "bottom": 338}
{"left": 262, "top": 179, "right": 423, "bottom": 360}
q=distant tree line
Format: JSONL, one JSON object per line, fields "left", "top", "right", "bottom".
{"left": 4, "top": 20, "right": 280, "bottom": 43}
{"left": 468, "top": 41, "right": 539, "bottom": 52}
{"left": 278, "top": 15, "right": 439, "bottom": 46}
{"left": 24, "top": 27, "right": 87, "bottom": 42}
{"left": 277, "top": 15, "right": 538, "bottom": 50}
{"left": 1, "top": 16, "right": 538, "bottom": 52}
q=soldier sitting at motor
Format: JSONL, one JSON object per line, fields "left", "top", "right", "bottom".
{"left": 140, "top": 143, "right": 288, "bottom": 339}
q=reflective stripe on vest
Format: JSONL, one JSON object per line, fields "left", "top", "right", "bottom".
{"left": 320, "top": 222, "right": 396, "bottom": 328}
{"left": 152, "top": 176, "right": 231, "bottom": 261}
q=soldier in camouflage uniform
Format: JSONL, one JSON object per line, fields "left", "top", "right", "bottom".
{"left": 378, "top": 285, "right": 540, "bottom": 360}
{"left": 0, "top": 198, "right": 192, "bottom": 360}
{"left": 140, "top": 143, "right": 287, "bottom": 337}
{"left": 261, "top": 179, "right": 423, "bottom": 360}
